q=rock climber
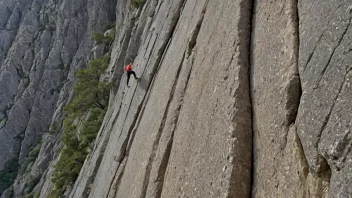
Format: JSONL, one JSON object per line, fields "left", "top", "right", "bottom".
{"left": 125, "top": 62, "right": 140, "bottom": 87}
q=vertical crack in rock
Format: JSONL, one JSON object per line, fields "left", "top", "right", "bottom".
{"left": 107, "top": 2, "right": 186, "bottom": 192}
{"left": 81, "top": 101, "right": 123, "bottom": 197}
{"left": 152, "top": 13, "right": 205, "bottom": 198}
{"left": 302, "top": 33, "right": 324, "bottom": 74}
{"left": 140, "top": 51, "right": 185, "bottom": 198}
{"left": 314, "top": 68, "right": 350, "bottom": 176}
{"left": 284, "top": 0, "right": 301, "bottom": 127}
{"left": 227, "top": 0, "right": 253, "bottom": 197}
{"left": 111, "top": 16, "right": 136, "bottom": 94}
{"left": 154, "top": 54, "right": 195, "bottom": 198}
{"left": 107, "top": 41, "right": 171, "bottom": 195}
{"left": 249, "top": 0, "right": 255, "bottom": 195}
{"left": 314, "top": 18, "right": 351, "bottom": 90}
{"left": 108, "top": 39, "right": 173, "bottom": 197}
{"left": 250, "top": 0, "right": 306, "bottom": 196}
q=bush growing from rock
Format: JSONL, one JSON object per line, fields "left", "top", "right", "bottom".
{"left": 50, "top": 55, "right": 110, "bottom": 197}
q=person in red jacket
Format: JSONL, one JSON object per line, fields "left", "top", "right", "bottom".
{"left": 125, "top": 63, "right": 140, "bottom": 87}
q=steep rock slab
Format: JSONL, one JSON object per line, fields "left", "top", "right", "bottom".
{"left": 161, "top": 0, "right": 252, "bottom": 197}
{"left": 111, "top": 0, "right": 207, "bottom": 197}
{"left": 69, "top": 0, "right": 133, "bottom": 196}
{"left": 86, "top": 0, "right": 187, "bottom": 197}
{"left": 297, "top": 0, "right": 352, "bottom": 196}
{"left": 250, "top": 0, "right": 305, "bottom": 197}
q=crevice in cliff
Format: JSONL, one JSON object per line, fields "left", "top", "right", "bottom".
{"left": 284, "top": 0, "right": 301, "bottom": 127}
{"left": 291, "top": 0, "right": 331, "bottom": 195}
{"left": 108, "top": 37, "right": 173, "bottom": 196}
{"left": 248, "top": 0, "right": 255, "bottom": 197}
{"left": 148, "top": 6, "right": 206, "bottom": 198}
{"left": 154, "top": 55, "right": 195, "bottom": 198}
{"left": 140, "top": 49, "right": 185, "bottom": 198}
{"left": 81, "top": 102, "right": 123, "bottom": 197}
{"left": 314, "top": 68, "right": 351, "bottom": 175}
{"left": 111, "top": 16, "right": 137, "bottom": 94}
{"left": 302, "top": 33, "right": 323, "bottom": 74}
{"left": 107, "top": 1, "right": 187, "bottom": 193}
{"left": 313, "top": 17, "right": 351, "bottom": 90}
{"left": 221, "top": 0, "right": 253, "bottom": 197}
{"left": 250, "top": 0, "right": 304, "bottom": 195}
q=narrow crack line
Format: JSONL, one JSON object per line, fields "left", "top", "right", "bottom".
{"left": 228, "top": 0, "right": 253, "bottom": 197}
{"left": 107, "top": 78, "right": 152, "bottom": 197}
{"left": 110, "top": 37, "right": 173, "bottom": 197}
{"left": 248, "top": 0, "right": 255, "bottom": 197}
{"left": 314, "top": 18, "right": 351, "bottom": 89}
{"left": 316, "top": 69, "right": 351, "bottom": 156}
{"left": 339, "top": 133, "right": 352, "bottom": 169}
{"left": 283, "top": 0, "right": 302, "bottom": 129}
{"left": 302, "top": 32, "right": 323, "bottom": 74}
{"left": 107, "top": 4, "right": 183, "bottom": 193}
{"left": 106, "top": 157, "right": 127, "bottom": 198}
{"left": 158, "top": 52, "right": 196, "bottom": 198}
{"left": 140, "top": 51, "right": 186, "bottom": 198}
{"left": 81, "top": 100, "right": 123, "bottom": 197}
{"left": 156, "top": 5, "right": 207, "bottom": 195}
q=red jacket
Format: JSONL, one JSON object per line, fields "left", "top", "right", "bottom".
{"left": 125, "top": 64, "right": 132, "bottom": 72}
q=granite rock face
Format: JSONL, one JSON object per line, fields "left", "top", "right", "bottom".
{"left": 2, "top": 0, "right": 352, "bottom": 197}
{"left": 297, "top": 0, "right": 352, "bottom": 196}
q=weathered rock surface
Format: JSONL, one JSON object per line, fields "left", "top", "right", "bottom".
{"left": 2, "top": 0, "right": 352, "bottom": 197}
{"left": 251, "top": 0, "right": 304, "bottom": 196}
{"left": 297, "top": 0, "right": 352, "bottom": 196}
{"left": 72, "top": 0, "right": 253, "bottom": 197}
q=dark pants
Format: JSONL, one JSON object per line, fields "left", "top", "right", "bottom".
{"left": 127, "top": 71, "right": 137, "bottom": 86}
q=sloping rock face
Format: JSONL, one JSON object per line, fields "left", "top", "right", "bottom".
{"left": 71, "top": 0, "right": 352, "bottom": 197}
{"left": 2, "top": 0, "right": 352, "bottom": 197}
{"left": 71, "top": 0, "right": 253, "bottom": 197}
{"left": 251, "top": 0, "right": 352, "bottom": 197}
{"left": 297, "top": 0, "right": 352, "bottom": 196}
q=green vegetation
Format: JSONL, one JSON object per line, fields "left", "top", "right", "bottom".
{"left": 63, "top": 55, "right": 110, "bottom": 117}
{"left": 19, "top": 141, "right": 42, "bottom": 176}
{"left": 92, "top": 30, "right": 115, "bottom": 45}
{"left": 105, "top": 21, "right": 116, "bottom": 30}
{"left": 24, "top": 192, "right": 39, "bottom": 198}
{"left": 0, "top": 158, "right": 19, "bottom": 194}
{"left": 50, "top": 55, "right": 110, "bottom": 197}
{"left": 92, "top": 22, "right": 115, "bottom": 45}
{"left": 24, "top": 194, "right": 34, "bottom": 198}
{"left": 4, "top": 187, "right": 14, "bottom": 198}
{"left": 25, "top": 175, "right": 41, "bottom": 193}
{"left": 131, "top": 0, "right": 145, "bottom": 8}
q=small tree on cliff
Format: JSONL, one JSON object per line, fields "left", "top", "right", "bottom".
{"left": 50, "top": 55, "right": 111, "bottom": 197}
{"left": 64, "top": 55, "right": 110, "bottom": 117}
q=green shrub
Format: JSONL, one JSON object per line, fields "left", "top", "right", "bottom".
{"left": 24, "top": 193, "right": 34, "bottom": 198}
{"left": 0, "top": 158, "right": 19, "bottom": 194}
{"left": 19, "top": 141, "right": 42, "bottom": 176}
{"left": 92, "top": 32, "right": 105, "bottom": 44}
{"left": 63, "top": 55, "right": 110, "bottom": 117}
{"left": 131, "top": 0, "right": 145, "bottom": 8}
{"left": 92, "top": 30, "right": 115, "bottom": 45}
{"left": 25, "top": 192, "right": 40, "bottom": 198}
{"left": 25, "top": 175, "right": 41, "bottom": 192}
{"left": 105, "top": 21, "right": 116, "bottom": 30}
{"left": 4, "top": 187, "right": 14, "bottom": 198}
{"left": 50, "top": 55, "right": 110, "bottom": 197}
